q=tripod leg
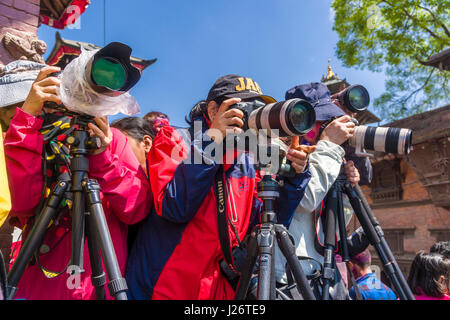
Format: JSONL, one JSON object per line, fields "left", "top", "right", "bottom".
{"left": 322, "top": 187, "right": 338, "bottom": 300}
{"left": 83, "top": 179, "right": 128, "bottom": 300}
{"left": 85, "top": 214, "right": 107, "bottom": 300}
{"left": 353, "top": 185, "right": 415, "bottom": 300}
{"left": 256, "top": 223, "right": 276, "bottom": 300}
{"left": 7, "top": 180, "right": 68, "bottom": 300}
{"left": 234, "top": 229, "right": 259, "bottom": 300}
{"left": 344, "top": 183, "right": 410, "bottom": 300}
{"left": 275, "top": 225, "right": 316, "bottom": 300}
{"left": 70, "top": 161, "right": 87, "bottom": 275}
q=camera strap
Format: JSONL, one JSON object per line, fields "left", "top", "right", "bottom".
{"left": 214, "top": 165, "right": 238, "bottom": 273}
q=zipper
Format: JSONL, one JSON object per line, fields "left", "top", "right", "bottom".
{"left": 226, "top": 180, "right": 239, "bottom": 223}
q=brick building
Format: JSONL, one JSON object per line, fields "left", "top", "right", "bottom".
{"left": 356, "top": 105, "right": 450, "bottom": 280}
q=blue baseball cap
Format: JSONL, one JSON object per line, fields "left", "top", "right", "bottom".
{"left": 285, "top": 82, "right": 346, "bottom": 121}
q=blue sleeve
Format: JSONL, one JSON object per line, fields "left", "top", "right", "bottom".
{"left": 275, "top": 165, "right": 312, "bottom": 227}
{"left": 161, "top": 131, "right": 220, "bottom": 223}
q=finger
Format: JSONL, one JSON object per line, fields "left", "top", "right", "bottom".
{"left": 218, "top": 98, "right": 241, "bottom": 114}
{"left": 37, "top": 77, "right": 61, "bottom": 88}
{"left": 35, "top": 66, "right": 61, "bottom": 82}
{"left": 299, "top": 145, "right": 316, "bottom": 154}
{"left": 88, "top": 123, "right": 106, "bottom": 141}
{"left": 225, "top": 126, "right": 243, "bottom": 135}
{"left": 345, "top": 121, "right": 356, "bottom": 128}
{"left": 291, "top": 162, "right": 305, "bottom": 173}
{"left": 41, "top": 85, "right": 59, "bottom": 95}
{"left": 223, "top": 108, "right": 244, "bottom": 119}
{"left": 41, "top": 93, "right": 61, "bottom": 105}
{"left": 93, "top": 117, "right": 110, "bottom": 134}
{"left": 287, "top": 149, "right": 308, "bottom": 160}
{"left": 290, "top": 136, "right": 300, "bottom": 149}
{"left": 335, "top": 115, "right": 351, "bottom": 123}
{"left": 225, "top": 117, "right": 244, "bottom": 128}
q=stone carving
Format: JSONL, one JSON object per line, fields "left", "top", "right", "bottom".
{"left": 2, "top": 32, "right": 47, "bottom": 64}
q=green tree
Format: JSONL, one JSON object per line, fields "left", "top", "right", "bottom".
{"left": 332, "top": 0, "right": 449, "bottom": 121}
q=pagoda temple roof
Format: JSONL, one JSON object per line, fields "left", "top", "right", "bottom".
{"left": 418, "top": 48, "right": 450, "bottom": 71}
{"left": 46, "top": 32, "right": 157, "bottom": 72}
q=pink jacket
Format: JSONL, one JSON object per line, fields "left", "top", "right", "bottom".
{"left": 4, "top": 108, "right": 152, "bottom": 300}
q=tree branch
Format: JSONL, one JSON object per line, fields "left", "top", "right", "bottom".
{"left": 380, "top": 0, "right": 443, "bottom": 40}
{"left": 394, "top": 68, "right": 435, "bottom": 106}
{"left": 418, "top": 5, "right": 450, "bottom": 38}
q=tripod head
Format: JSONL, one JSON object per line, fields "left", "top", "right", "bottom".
{"left": 257, "top": 174, "right": 280, "bottom": 224}
{"left": 65, "top": 114, "right": 102, "bottom": 158}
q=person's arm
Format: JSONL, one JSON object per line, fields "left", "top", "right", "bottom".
{"left": 149, "top": 125, "right": 220, "bottom": 223}
{"left": 88, "top": 127, "right": 152, "bottom": 225}
{"left": 4, "top": 108, "right": 44, "bottom": 228}
{"left": 296, "top": 140, "right": 345, "bottom": 214}
{"left": 0, "top": 125, "right": 11, "bottom": 228}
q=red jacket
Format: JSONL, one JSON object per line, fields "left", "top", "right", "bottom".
{"left": 5, "top": 108, "right": 152, "bottom": 300}
{"left": 125, "top": 119, "right": 311, "bottom": 299}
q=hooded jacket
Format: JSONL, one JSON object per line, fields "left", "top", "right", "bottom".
{"left": 126, "top": 118, "right": 311, "bottom": 300}
{"left": 4, "top": 108, "right": 152, "bottom": 300}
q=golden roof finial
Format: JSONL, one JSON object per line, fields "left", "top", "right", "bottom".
{"left": 322, "top": 59, "right": 338, "bottom": 82}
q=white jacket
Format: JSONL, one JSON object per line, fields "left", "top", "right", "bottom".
{"left": 275, "top": 139, "right": 353, "bottom": 282}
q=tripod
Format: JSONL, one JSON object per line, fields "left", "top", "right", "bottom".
{"left": 234, "top": 173, "right": 316, "bottom": 300}
{"left": 321, "top": 163, "right": 415, "bottom": 300}
{"left": 6, "top": 115, "right": 128, "bottom": 300}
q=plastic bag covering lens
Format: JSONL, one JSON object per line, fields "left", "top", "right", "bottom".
{"left": 91, "top": 58, "right": 126, "bottom": 91}
{"left": 288, "top": 101, "right": 315, "bottom": 133}
{"left": 59, "top": 48, "right": 140, "bottom": 117}
{"left": 348, "top": 86, "right": 369, "bottom": 111}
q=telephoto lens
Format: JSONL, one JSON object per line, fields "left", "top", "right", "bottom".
{"left": 248, "top": 98, "right": 316, "bottom": 137}
{"left": 336, "top": 84, "right": 370, "bottom": 113}
{"left": 84, "top": 42, "right": 141, "bottom": 96}
{"left": 350, "top": 125, "right": 413, "bottom": 155}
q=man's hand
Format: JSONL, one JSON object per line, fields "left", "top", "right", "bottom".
{"left": 22, "top": 66, "right": 62, "bottom": 117}
{"left": 344, "top": 160, "right": 360, "bottom": 186}
{"left": 319, "top": 115, "right": 355, "bottom": 146}
{"left": 87, "top": 117, "right": 113, "bottom": 155}
{"left": 206, "top": 98, "right": 244, "bottom": 143}
{"left": 286, "top": 136, "right": 316, "bottom": 173}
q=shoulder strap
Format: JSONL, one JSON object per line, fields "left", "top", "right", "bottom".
{"left": 214, "top": 165, "right": 237, "bottom": 273}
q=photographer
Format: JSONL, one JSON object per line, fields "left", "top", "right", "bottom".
{"left": 126, "top": 74, "right": 312, "bottom": 300}
{"left": 142, "top": 111, "right": 170, "bottom": 134}
{"left": 4, "top": 65, "right": 152, "bottom": 299}
{"left": 274, "top": 82, "right": 368, "bottom": 299}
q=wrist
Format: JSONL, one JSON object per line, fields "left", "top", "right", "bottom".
{"left": 21, "top": 102, "right": 41, "bottom": 117}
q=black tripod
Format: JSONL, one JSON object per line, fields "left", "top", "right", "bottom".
{"left": 321, "top": 164, "right": 415, "bottom": 300}
{"left": 6, "top": 115, "right": 128, "bottom": 300}
{"left": 234, "top": 173, "right": 316, "bottom": 300}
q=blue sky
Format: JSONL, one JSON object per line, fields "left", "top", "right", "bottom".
{"left": 37, "top": 0, "right": 386, "bottom": 127}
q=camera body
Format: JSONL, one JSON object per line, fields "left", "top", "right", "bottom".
{"left": 230, "top": 99, "right": 266, "bottom": 131}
